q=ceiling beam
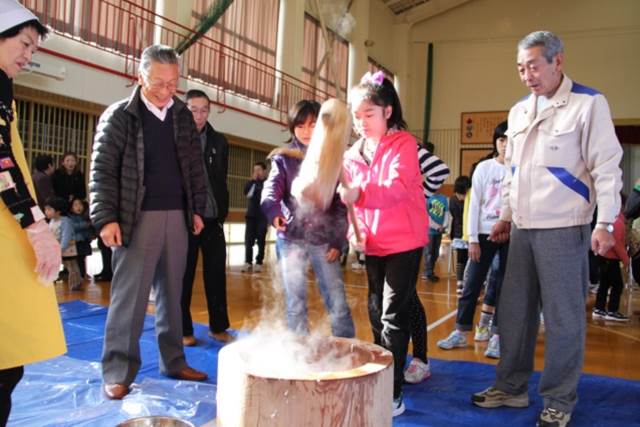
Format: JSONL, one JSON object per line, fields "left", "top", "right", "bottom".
{"left": 394, "top": 0, "right": 473, "bottom": 25}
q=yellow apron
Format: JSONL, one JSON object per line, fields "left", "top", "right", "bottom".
{"left": 0, "top": 102, "right": 66, "bottom": 370}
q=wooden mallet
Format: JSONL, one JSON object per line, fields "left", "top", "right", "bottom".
{"left": 291, "top": 98, "right": 361, "bottom": 242}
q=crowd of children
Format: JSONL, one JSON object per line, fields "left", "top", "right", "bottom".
{"left": 31, "top": 152, "right": 103, "bottom": 292}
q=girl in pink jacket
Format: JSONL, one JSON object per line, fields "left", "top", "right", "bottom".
{"left": 340, "top": 72, "right": 429, "bottom": 416}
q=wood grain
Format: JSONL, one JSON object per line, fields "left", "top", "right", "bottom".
{"left": 216, "top": 337, "right": 393, "bottom": 427}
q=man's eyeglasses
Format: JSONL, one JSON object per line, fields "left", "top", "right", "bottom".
{"left": 145, "top": 79, "right": 179, "bottom": 91}
{"left": 188, "top": 107, "right": 210, "bottom": 115}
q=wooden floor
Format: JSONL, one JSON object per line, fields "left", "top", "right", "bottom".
{"left": 55, "top": 242, "right": 640, "bottom": 381}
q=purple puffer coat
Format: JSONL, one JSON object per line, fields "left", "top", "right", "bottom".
{"left": 260, "top": 138, "right": 348, "bottom": 250}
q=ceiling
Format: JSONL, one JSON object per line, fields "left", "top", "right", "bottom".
{"left": 381, "top": 0, "right": 474, "bottom": 25}
{"left": 382, "top": 0, "right": 432, "bottom": 15}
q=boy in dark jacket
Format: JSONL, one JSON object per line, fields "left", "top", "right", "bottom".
{"left": 180, "top": 89, "right": 232, "bottom": 346}
{"left": 242, "top": 161, "right": 268, "bottom": 273}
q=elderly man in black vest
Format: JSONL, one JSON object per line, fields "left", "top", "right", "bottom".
{"left": 90, "top": 44, "right": 208, "bottom": 400}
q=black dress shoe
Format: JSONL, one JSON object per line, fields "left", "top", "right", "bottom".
{"left": 93, "top": 274, "right": 112, "bottom": 281}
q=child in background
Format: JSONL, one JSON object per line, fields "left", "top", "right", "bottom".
{"left": 627, "top": 180, "right": 640, "bottom": 287}
{"left": 340, "top": 71, "right": 429, "bottom": 416}
{"left": 588, "top": 210, "right": 601, "bottom": 294}
{"left": 261, "top": 100, "right": 355, "bottom": 338}
{"left": 418, "top": 141, "right": 450, "bottom": 199}
{"left": 403, "top": 142, "right": 450, "bottom": 384}
{"left": 242, "top": 161, "right": 268, "bottom": 273}
{"left": 449, "top": 176, "right": 472, "bottom": 294}
{"left": 592, "top": 194, "right": 630, "bottom": 322}
{"left": 45, "top": 196, "right": 82, "bottom": 291}
{"left": 437, "top": 121, "right": 510, "bottom": 359}
{"left": 69, "top": 198, "right": 94, "bottom": 278}
{"left": 423, "top": 191, "right": 449, "bottom": 282}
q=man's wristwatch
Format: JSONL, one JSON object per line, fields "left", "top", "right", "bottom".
{"left": 595, "top": 223, "right": 614, "bottom": 233}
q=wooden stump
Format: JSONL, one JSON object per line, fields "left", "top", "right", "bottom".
{"left": 216, "top": 336, "right": 393, "bottom": 427}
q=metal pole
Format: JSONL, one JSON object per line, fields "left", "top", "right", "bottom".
{"left": 423, "top": 42, "right": 433, "bottom": 144}
{"left": 175, "top": 0, "right": 234, "bottom": 55}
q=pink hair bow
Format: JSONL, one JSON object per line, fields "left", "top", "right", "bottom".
{"left": 360, "top": 71, "right": 385, "bottom": 86}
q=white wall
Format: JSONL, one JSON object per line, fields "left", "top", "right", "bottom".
{"left": 367, "top": 0, "right": 397, "bottom": 73}
{"left": 408, "top": 0, "right": 640, "bottom": 130}
{"left": 401, "top": 0, "right": 640, "bottom": 181}
{"left": 17, "top": 35, "right": 134, "bottom": 107}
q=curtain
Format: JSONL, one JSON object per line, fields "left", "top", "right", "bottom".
{"left": 301, "top": 13, "right": 349, "bottom": 100}
{"left": 186, "top": 0, "right": 280, "bottom": 104}
{"left": 22, "top": 0, "right": 156, "bottom": 59}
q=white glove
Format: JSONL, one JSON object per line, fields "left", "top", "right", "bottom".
{"left": 25, "top": 220, "right": 61, "bottom": 286}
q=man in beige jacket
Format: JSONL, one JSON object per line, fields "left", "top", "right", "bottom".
{"left": 471, "top": 31, "right": 623, "bottom": 427}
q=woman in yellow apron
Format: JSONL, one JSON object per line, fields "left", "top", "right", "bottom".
{"left": 0, "top": 2, "right": 66, "bottom": 424}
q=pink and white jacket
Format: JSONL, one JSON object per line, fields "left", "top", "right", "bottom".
{"left": 343, "top": 131, "right": 429, "bottom": 256}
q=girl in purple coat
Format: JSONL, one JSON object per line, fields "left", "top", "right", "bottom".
{"left": 260, "top": 100, "right": 354, "bottom": 338}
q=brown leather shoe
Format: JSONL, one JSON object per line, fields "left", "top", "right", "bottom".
{"left": 170, "top": 366, "right": 208, "bottom": 382}
{"left": 103, "top": 383, "right": 130, "bottom": 400}
{"left": 182, "top": 335, "right": 197, "bottom": 347}
{"left": 208, "top": 331, "right": 234, "bottom": 343}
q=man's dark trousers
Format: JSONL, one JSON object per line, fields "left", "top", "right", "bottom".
{"left": 181, "top": 218, "right": 230, "bottom": 336}
{"left": 245, "top": 216, "right": 267, "bottom": 265}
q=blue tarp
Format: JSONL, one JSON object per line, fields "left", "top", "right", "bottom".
{"left": 10, "top": 301, "right": 640, "bottom": 426}
{"left": 10, "top": 356, "right": 216, "bottom": 427}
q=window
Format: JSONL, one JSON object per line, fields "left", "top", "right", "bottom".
{"left": 301, "top": 14, "right": 349, "bottom": 99}
{"left": 82, "top": 0, "right": 156, "bottom": 58}
{"left": 186, "top": 0, "right": 280, "bottom": 104}
{"left": 15, "top": 99, "right": 97, "bottom": 177}
{"left": 23, "top": 0, "right": 156, "bottom": 59}
{"left": 20, "top": 0, "right": 76, "bottom": 36}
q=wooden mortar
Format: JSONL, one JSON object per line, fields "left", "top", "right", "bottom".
{"left": 216, "top": 336, "right": 393, "bottom": 427}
